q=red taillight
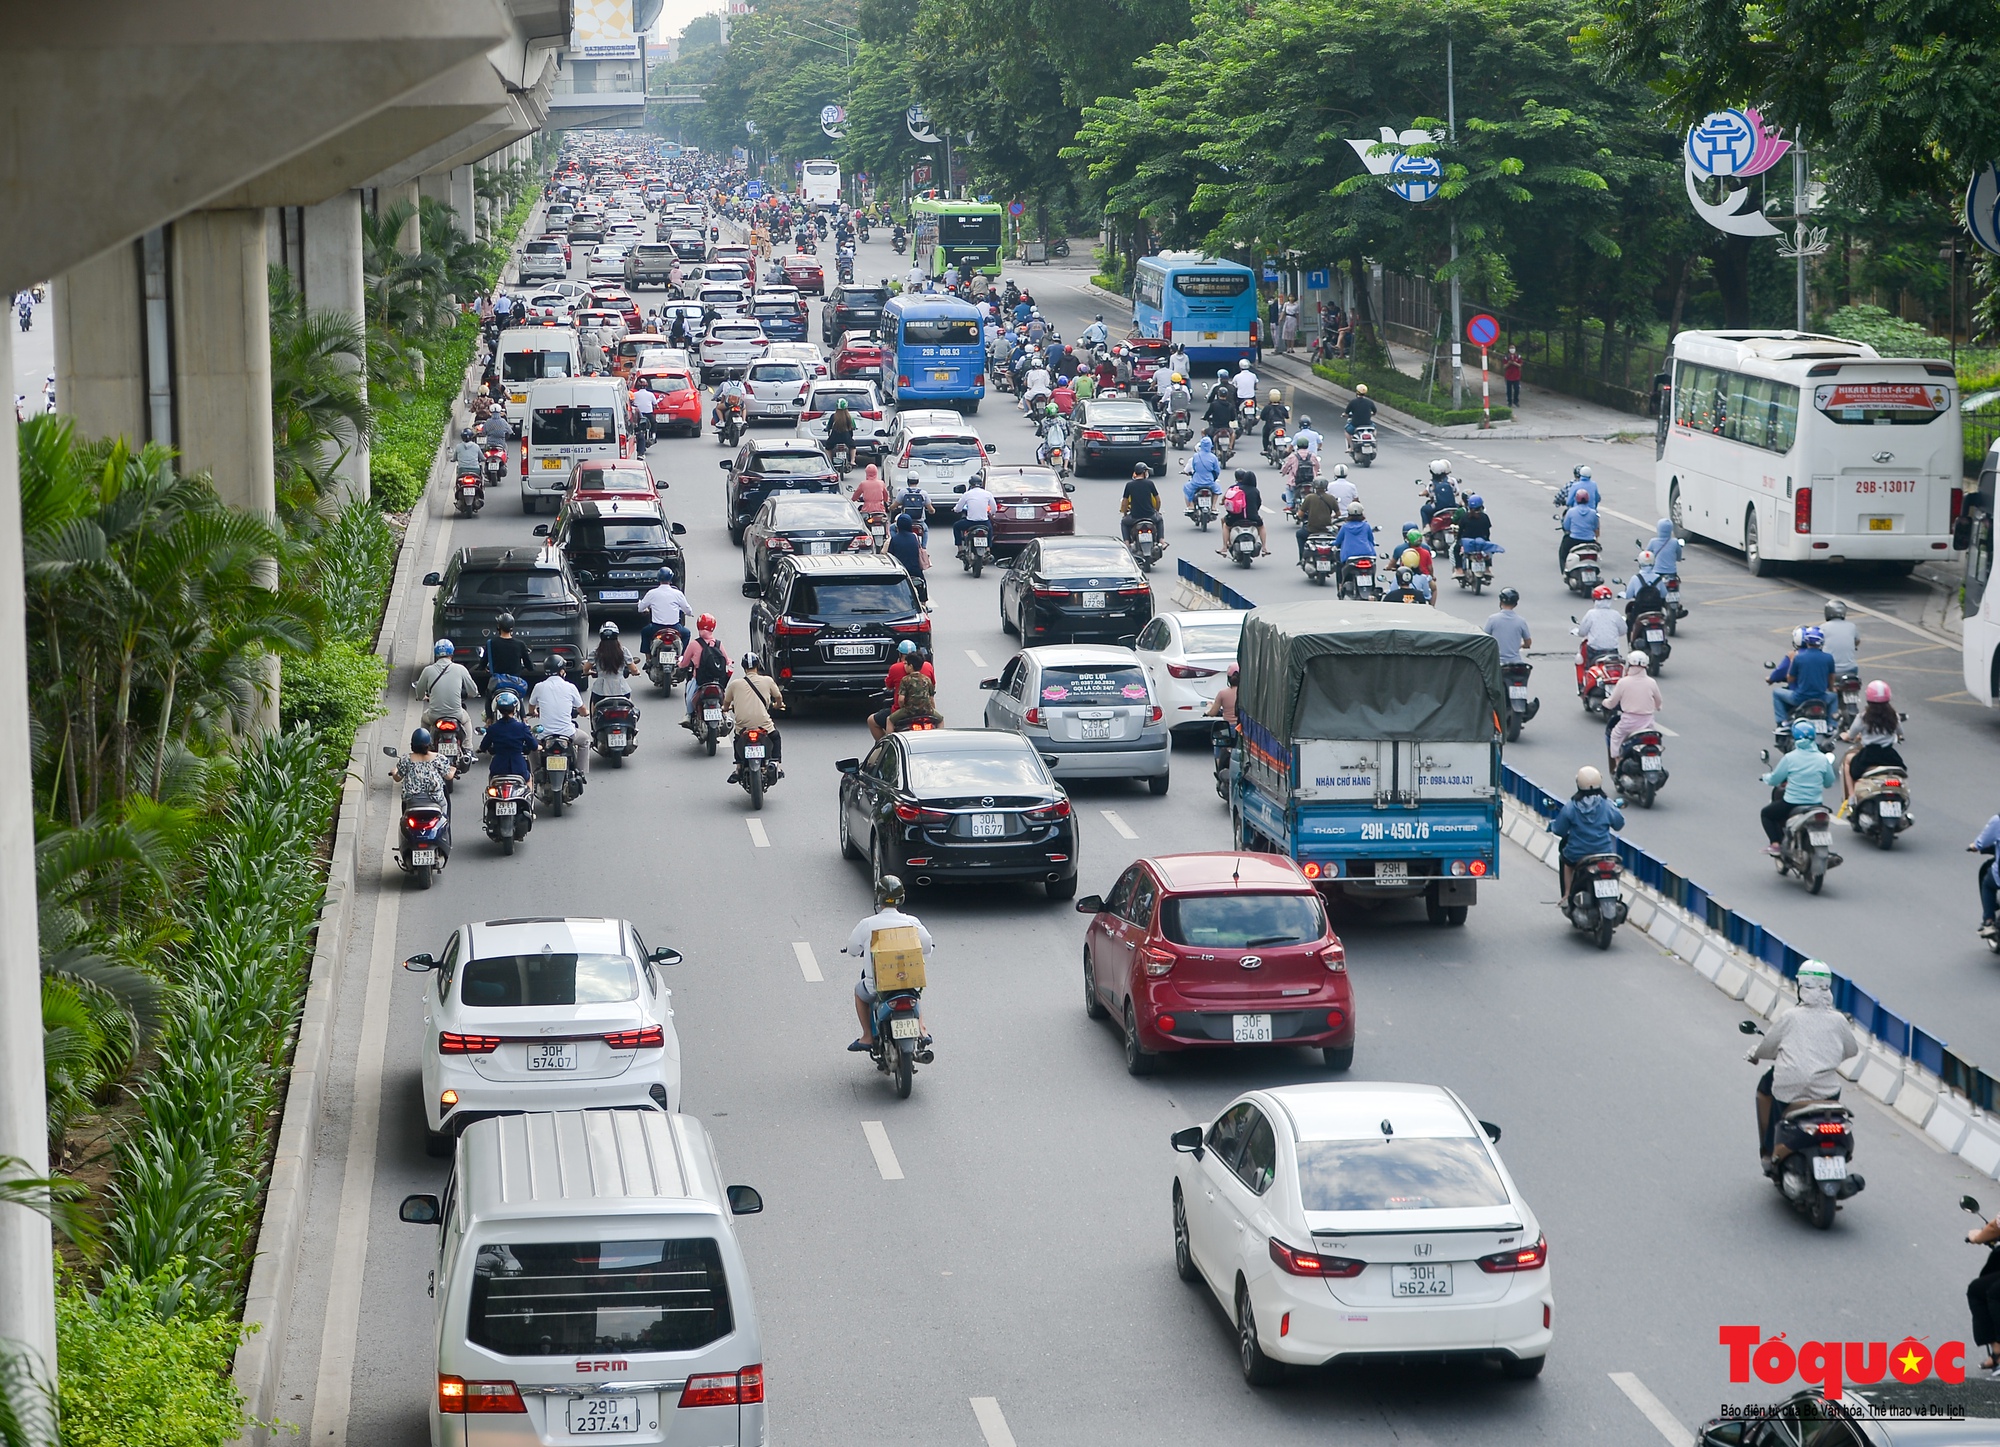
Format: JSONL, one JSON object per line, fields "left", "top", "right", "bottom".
{"left": 602, "top": 1025, "right": 666, "bottom": 1050}
{"left": 1952, "top": 486, "right": 1965, "bottom": 526}
{"left": 1322, "top": 942, "right": 1346, "bottom": 971}
{"left": 438, "top": 1376, "right": 525, "bottom": 1414}
{"left": 1141, "top": 945, "right": 1176, "bottom": 977}
{"left": 1117, "top": 584, "right": 1149, "bottom": 595}
{"left": 1814, "top": 1121, "right": 1849, "bottom": 1136}
{"left": 679, "top": 1366, "right": 763, "bottom": 1408}
{"left": 1156, "top": 1013, "right": 1177, "bottom": 1032}
{"left": 1884, "top": 777, "right": 1903, "bottom": 789}
{"left": 1081, "top": 428, "right": 1107, "bottom": 441}
{"left": 1794, "top": 487, "right": 1812, "bottom": 534}
{"left": 1144, "top": 429, "right": 1166, "bottom": 441}
{"left": 1024, "top": 707, "right": 1042, "bottom": 726}
{"left": 404, "top": 811, "right": 441, "bottom": 830}
{"left": 1477, "top": 1235, "right": 1548, "bottom": 1273}
{"left": 1166, "top": 663, "right": 1218, "bottom": 679}
{"left": 888, "top": 996, "right": 918, "bottom": 1013}
{"left": 801, "top": 410, "right": 823, "bottom": 421}
{"left": 438, "top": 1032, "right": 501, "bottom": 1055}
{"left": 862, "top": 409, "right": 883, "bottom": 420}
{"left": 894, "top": 803, "right": 948, "bottom": 823}
{"left": 1591, "top": 860, "right": 1619, "bottom": 877}
{"left": 1249, "top": 320, "right": 1260, "bottom": 345}
{"left": 772, "top": 618, "right": 822, "bottom": 636}
{"left": 1269, "top": 1237, "right": 1365, "bottom": 1278}
{"left": 1049, "top": 499, "right": 1073, "bottom": 513}
{"left": 897, "top": 374, "right": 911, "bottom": 387}
{"left": 1161, "top": 320, "right": 1172, "bottom": 340}
{"left": 1149, "top": 705, "right": 1163, "bottom": 723}
{"left": 1026, "top": 798, "right": 1071, "bottom": 822}
{"left": 1033, "top": 587, "right": 1069, "bottom": 599}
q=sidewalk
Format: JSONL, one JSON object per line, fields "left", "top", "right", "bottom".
{"left": 1261, "top": 349, "right": 1646, "bottom": 441}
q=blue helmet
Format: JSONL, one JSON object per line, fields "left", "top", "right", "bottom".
{"left": 410, "top": 727, "right": 433, "bottom": 752}
{"left": 494, "top": 690, "right": 520, "bottom": 714}
{"left": 1799, "top": 625, "right": 1825, "bottom": 648}
{"left": 433, "top": 638, "right": 454, "bottom": 658}
{"left": 1791, "top": 720, "right": 1818, "bottom": 746}
{"left": 1467, "top": 494, "right": 1484, "bottom": 509}
{"left": 657, "top": 566, "right": 675, "bottom": 583}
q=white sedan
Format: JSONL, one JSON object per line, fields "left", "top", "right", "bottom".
{"left": 587, "top": 246, "right": 629, "bottom": 280}
{"left": 1135, "top": 610, "right": 1248, "bottom": 738}
{"left": 1171, "top": 1081, "right": 1551, "bottom": 1384}
{"left": 406, "top": 916, "right": 684, "bottom": 1156}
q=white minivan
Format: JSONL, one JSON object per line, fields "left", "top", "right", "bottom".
{"left": 399, "top": 1110, "right": 766, "bottom": 1447}
{"left": 523, "top": 377, "right": 629, "bottom": 514}
{"left": 498, "top": 328, "right": 583, "bottom": 434}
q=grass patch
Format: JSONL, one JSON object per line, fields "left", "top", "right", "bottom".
{"left": 1311, "top": 360, "right": 1513, "bottom": 427}
{"left": 369, "top": 317, "right": 478, "bottom": 514}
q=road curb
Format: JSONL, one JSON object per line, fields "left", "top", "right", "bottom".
{"left": 1503, "top": 793, "right": 2000, "bottom": 1182}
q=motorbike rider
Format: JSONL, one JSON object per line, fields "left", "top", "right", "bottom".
{"left": 527, "top": 655, "right": 588, "bottom": 783}
{"left": 1293, "top": 415, "right": 1323, "bottom": 459}
{"left": 1556, "top": 464, "right": 1597, "bottom": 508}
{"left": 1118, "top": 464, "right": 1164, "bottom": 548}
{"left": 1395, "top": 550, "right": 1433, "bottom": 603}
{"left": 1972, "top": 811, "right": 2000, "bottom": 941}
{"left": 1646, "top": 516, "right": 1681, "bottom": 576}
{"left": 638, "top": 567, "right": 693, "bottom": 657}
{"left": 1839, "top": 681, "right": 1906, "bottom": 805}
{"left": 391, "top": 726, "right": 457, "bottom": 848}
{"left": 1204, "top": 662, "right": 1240, "bottom": 726}
{"left": 1559, "top": 486, "right": 1600, "bottom": 570}
{"left": 1259, "top": 389, "right": 1290, "bottom": 451}
{"left": 886, "top": 670, "right": 942, "bottom": 732}
{"left": 842, "top": 874, "right": 933, "bottom": 1055}
{"left": 1038, "top": 403, "right": 1072, "bottom": 467}
{"left": 630, "top": 379, "right": 658, "bottom": 453}
{"left": 587, "top": 621, "right": 638, "bottom": 720}
{"left": 1573, "top": 585, "right": 1626, "bottom": 684}
{"left": 1548, "top": 765, "right": 1625, "bottom": 899}
{"left": 1293, "top": 476, "right": 1339, "bottom": 561}
{"left": 870, "top": 641, "right": 937, "bottom": 741}
{"left": 851, "top": 462, "right": 891, "bottom": 517}
{"left": 1484, "top": 590, "right": 1533, "bottom": 662}
{"left": 1079, "top": 314, "right": 1109, "bottom": 352}
{"left": 479, "top": 407, "right": 511, "bottom": 449}
{"left": 887, "top": 513, "right": 928, "bottom": 604}
{"left": 826, "top": 397, "right": 858, "bottom": 459}
{"left": 1343, "top": 386, "right": 1376, "bottom": 438}
{"left": 1333, "top": 502, "right": 1377, "bottom": 570}
{"left": 452, "top": 427, "right": 482, "bottom": 476}
{"left": 1202, "top": 373, "right": 1238, "bottom": 443}
{"left": 1184, "top": 435, "right": 1223, "bottom": 507}
{"left": 480, "top": 615, "right": 534, "bottom": 711}
{"left": 1746, "top": 960, "right": 1858, "bottom": 1175}
{"left": 414, "top": 638, "right": 483, "bottom": 740}
{"left": 680, "top": 614, "right": 732, "bottom": 726}
{"left": 1321, "top": 461, "right": 1358, "bottom": 514}
{"left": 1768, "top": 624, "right": 1837, "bottom": 729}
{"left": 1219, "top": 469, "right": 1267, "bottom": 556}
{"left": 1232, "top": 358, "right": 1259, "bottom": 404}
{"left": 1399, "top": 525, "right": 1435, "bottom": 579}
{"left": 478, "top": 690, "right": 537, "bottom": 780}
{"left": 953, "top": 474, "right": 999, "bottom": 551}
{"left": 1601, "top": 651, "right": 1664, "bottom": 773}
{"left": 1020, "top": 356, "right": 1054, "bottom": 413}
{"left": 712, "top": 372, "right": 748, "bottom": 430}
{"left": 1761, "top": 721, "right": 1838, "bottom": 857}
{"left": 1623, "top": 557, "right": 1668, "bottom": 639}
{"left": 1418, "top": 459, "right": 1459, "bottom": 525}
{"left": 1820, "top": 598, "right": 1860, "bottom": 675}
{"left": 1450, "top": 493, "right": 1493, "bottom": 571}
{"left": 722, "top": 651, "right": 785, "bottom": 782}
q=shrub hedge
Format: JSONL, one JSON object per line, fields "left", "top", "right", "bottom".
{"left": 1311, "top": 360, "right": 1514, "bottom": 427}
{"left": 55, "top": 1266, "right": 252, "bottom": 1447}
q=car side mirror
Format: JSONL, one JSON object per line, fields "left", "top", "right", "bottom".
{"left": 741, "top": 581, "right": 762, "bottom": 598}
{"left": 953, "top": 483, "right": 967, "bottom": 493}
{"left": 1063, "top": 483, "right": 1076, "bottom": 494}
{"left": 719, "top": 460, "right": 733, "bottom": 471}
{"left": 835, "top": 757, "right": 860, "bottom": 774}
{"left": 422, "top": 571, "right": 443, "bottom": 587}
{"left": 979, "top": 677, "right": 999, "bottom": 690}
{"left": 647, "top": 947, "right": 684, "bottom": 968}
{"left": 1074, "top": 894, "right": 1104, "bottom": 914}
{"left": 399, "top": 1193, "right": 441, "bottom": 1224}
{"left": 726, "top": 1184, "right": 764, "bottom": 1216}
{"left": 532, "top": 524, "right": 550, "bottom": 537}
{"left": 402, "top": 953, "right": 438, "bottom": 973}
{"left": 1479, "top": 1120, "right": 1502, "bottom": 1143}
{"left": 1171, "top": 1126, "right": 1204, "bottom": 1159}
{"left": 1040, "top": 753, "right": 1062, "bottom": 771}
{"left": 671, "top": 521, "right": 687, "bottom": 535}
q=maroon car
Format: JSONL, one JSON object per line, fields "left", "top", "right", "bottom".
{"left": 781, "top": 253, "right": 825, "bottom": 295}
{"left": 1121, "top": 335, "right": 1174, "bottom": 387}
{"left": 985, "top": 466, "right": 1076, "bottom": 553}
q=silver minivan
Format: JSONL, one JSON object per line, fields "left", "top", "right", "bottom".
{"left": 980, "top": 643, "right": 1171, "bottom": 791}
{"left": 400, "top": 1109, "right": 766, "bottom": 1447}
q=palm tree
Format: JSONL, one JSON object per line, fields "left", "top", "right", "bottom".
{"left": 361, "top": 198, "right": 454, "bottom": 342}
{"left": 267, "top": 268, "right": 371, "bottom": 523}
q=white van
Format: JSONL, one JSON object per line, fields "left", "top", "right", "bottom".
{"left": 523, "top": 377, "right": 629, "bottom": 514}
{"left": 498, "top": 328, "right": 583, "bottom": 433}
{"left": 399, "top": 1110, "right": 766, "bottom": 1447}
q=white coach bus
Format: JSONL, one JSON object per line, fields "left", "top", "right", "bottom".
{"left": 800, "top": 158, "right": 842, "bottom": 209}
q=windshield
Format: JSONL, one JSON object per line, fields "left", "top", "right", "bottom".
{"left": 531, "top": 405, "right": 615, "bottom": 446}
{"left": 504, "top": 351, "right": 573, "bottom": 382}
{"left": 901, "top": 317, "right": 981, "bottom": 347}
{"left": 1090, "top": 403, "right": 1157, "bottom": 424}
{"left": 468, "top": 1237, "right": 732, "bottom": 1356}
{"left": 1039, "top": 544, "right": 1136, "bottom": 577}
{"left": 1161, "top": 893, "right": 1325, "bottom": 948}
{"left": 905, "top": 750, "right": 1049, "bottom": 795}
{"left": 754, "top": 302, "right": 799, "bottom": 318}
{"left": 908, "top": 438, "right": 981, "bottom": 460}
{"left": 1295, "top": 1137, "right": 1510, "bottom": 1213}
{"left": 939, "top": 211, "right": 1003, "bottom": 245}
{"left": 1180, "top": 617, "right": 1246, "bottom": 655}
{"left": 771, "top": 496, "right": 859, "bottom": 524}
{"left": 748, "top": 453, "right": 830, "bottom": 476}
{"left": 788, "top": 577, "right": 919, "bottom": 621}
{"left": 567, "top": 522, "right": 666, "bottom": 551}
{"left": 749, "top": 363, "right": 805, "bottom": 382}
{"left": 1037, "top": 665, "right": 1150, "bottom": 706}
{"left": 459, "top": 952, "right": 636, "bottom": 1007}
{"left": 452, "top": 571, "right": 570, "bottom": 603}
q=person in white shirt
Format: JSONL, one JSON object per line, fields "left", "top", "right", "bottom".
{"left": 1292, "top": 419, "right": 1324, "bottom": 457}
{"left": 952, "top": 479, "right": 998, "bottom": 549}
{"left": 841, "top": 875, "right": 933, "bottom": 1051}
{"left": 630, "top": 380, "right": 657, "bottom": 452}
{"left": 905, "top": 263, "right": 925, "bottom": 293}
{"left": 1323, "top": 462, "right": 1359, "bottom": 514}
{"left": 526, "top": 658, "right": 588, "bottom": 778}
{"left": 1020, "top": 362, "right": 1052, "bottom": 412}
{"left": 1572, "top": 589, "right": 1627, "bottom": 679}
{"left": 638, "top": 567, "right": 692, "bottom": 655}
{"left": 1233, "top": 359, "right": 1260, "bottom": 402}
{"left": 1166, "top": 345, "right": 1191, "bottom": 383}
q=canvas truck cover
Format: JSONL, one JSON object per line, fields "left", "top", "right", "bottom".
{"left": 1237, "top": 602, "right": 1505, "bottom": 747}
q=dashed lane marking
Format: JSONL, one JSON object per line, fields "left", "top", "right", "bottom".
{"left": 1609, "top": 1371, "right": 1692, "bottom": 1446}
{"left": 792, "top": 942, "right": 822, "bottom": 982}
{"left": 861, "top": 1120, "right": 904, "bottom": 1180}
{"left": 746, "top": 819, "right": 770, "bottom": 848}
{"left": 966, "top": 649, "right": 988, "bottom": 669}
{"left": 971, "top": 1398, "right": 1018, "bottom": 1447}
{"left": 1101, "top": 810, "right": 1138, "bottom": 840}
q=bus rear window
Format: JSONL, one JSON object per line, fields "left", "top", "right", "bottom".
{"left": 901, "top": 318, "right": 981, "bottom": 346}
{"left": 1172, "top": 273, "right": 1252, "bottom": 298}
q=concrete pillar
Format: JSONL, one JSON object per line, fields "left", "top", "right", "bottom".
{"left": 419, "top": 167, "right": 453, "bottom": 223}
{"left": 302, "top": 191, "right": 370, "bottom": 506}
{"left": 0, "top": 321, "right": 57, "bottom": 1398}
{"left": 170, "top": 209, "right": 279, "bottom": 729}
{"left": 450, "top": 165, "right": 475, "bottom": 244}
{"left": 53, "top": 243, "right": 146, "bottom": 445}
{"left": 394, "top": 179, "right": 422, "bottom": 256}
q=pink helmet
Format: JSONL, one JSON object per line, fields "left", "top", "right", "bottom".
{"left": 1863, "top": 679, "right": 1892, "bottom": 704}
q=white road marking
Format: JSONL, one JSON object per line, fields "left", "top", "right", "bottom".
{"left": 861, "top": 1120, "right": 904, "bottom": 1179}
{"left": 792, "top": 942, "right": 822, "bottom": 982}
{"left": 966, "top": 648, "right": 988, "bottom": 669}
{"left": 971, "top": 1398, "right": 1018, "bottom": 1447}
{"left": 1609, "top": 1371, "right": 1693, "bottom": 1446}
{"left": 746, "top": 818, "right": 770, "bottom": 848}
{"left": 1101, "top": 810, "right": 1138, "bottom": 840}
{"left": 1651, "top": 723, "right": 1680, "bottom": 736}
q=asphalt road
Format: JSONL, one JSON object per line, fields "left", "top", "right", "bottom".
{"left": 271, "top": 215, "right": 2000, "bottom": 1447}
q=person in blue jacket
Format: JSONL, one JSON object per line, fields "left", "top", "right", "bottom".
{"left": 1769, "top": 625, "right": 1837, "bottom": 727}
{"left": 1333, "top": 501, "right": 1378, "bottom": 566}
{"left": 1647, "top": 518, "right": 1682, "bottom": 575}
{"left": 1548, "top": 764, "right": 1625, "bottom": 897}
{"left": 478, "top": 691, "right": 536, "bottom": 779}
{"left": 1559, "top": 492, "right": 1599, "bottom": 572}
{"left": 1183, "top": 435, "right": 1222, "bottom": 504}
{"left": 1556, "top": 464, "right": 1597, "bottom": 508}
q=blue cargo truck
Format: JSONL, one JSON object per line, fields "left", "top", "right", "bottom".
{"left": 1229, "top": 602, "right": 1506, "bottom": 925}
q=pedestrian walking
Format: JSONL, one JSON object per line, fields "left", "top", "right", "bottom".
{"left": 1281, "top": 299, "right": 1300, "bottom": 353}
{"left": 1503, "top": 347, "right": 1523, "bottom": 408}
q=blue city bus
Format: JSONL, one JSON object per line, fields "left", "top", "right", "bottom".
{"left": 1131, "top": 253, "right": 1260, "bottom": 367}
{"left": 880, "top": 294, "right": 987, "bottom": 412}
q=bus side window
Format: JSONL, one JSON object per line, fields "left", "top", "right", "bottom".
{"left": 1967, "top": 513, "right": 1994, "bottom": 618}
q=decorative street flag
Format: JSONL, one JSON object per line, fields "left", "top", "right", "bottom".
{"left": 1683, "top": 108, "right": 1788, "bottom": 238}
{"left": 1346, "top": 128, "right": 1443, "bottom": 204}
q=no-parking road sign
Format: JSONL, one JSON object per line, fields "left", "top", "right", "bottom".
{"left": 1466, "top": 313, "right": 1500, "bottom": 348}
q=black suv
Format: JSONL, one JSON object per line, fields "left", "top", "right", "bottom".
{"left": 536, "top": 499, "right": 686, "bottom": 617}
{"left": 721, "top": 438, "right": 841, "bottom": 544}
{"left": 821, "top": 284, "right": 892, "bottom": 344}
{"left": 424, "top": 546, "right": 591, "bottom": 680}
{"left": 747, "top": 554, "right": 931, "bottom": 698}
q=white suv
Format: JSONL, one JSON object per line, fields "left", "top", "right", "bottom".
{"left": 743, "top": 359, "right": 813, "bottom": 423}
{"left": 519, "top": 238, "right": 568, "bottom": 283}
{"left": 406, "top": 916, "right": 685, "bottom": 1156}
{"left": 796, "top": 379, "right": 888, "bottom": 456}
{"left": 699, "top": 319, "right": 770, "bottom": 383}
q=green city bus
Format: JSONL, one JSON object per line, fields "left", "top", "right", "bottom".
{"left": 910, "top": 198, "right": 1005, "bottom": 279}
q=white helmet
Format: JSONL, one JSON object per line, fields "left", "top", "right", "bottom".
{"left": 1429, "top": 459, "right": 1450, "bottom": 477}
{"left": 1332, "top": 463, "right": 1348, "bottom": 479}
{"left": 1575, "top": 765, "right": 1603, "bottom": 791}
{"left": 1625, "top": 650, "right": 1649, "bottom": 670}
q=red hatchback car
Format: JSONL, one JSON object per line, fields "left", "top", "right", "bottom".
{"left": 984, "top": 466, "right": 1076, "bottom": 553}
{"left": 781, "top": 253, "right": 825, "bottom": 295}
{"left": 831, "top": 331, "right": 886, "bottom": 379}
{"left": 1077, "top": 852, "right": 1355, "bottom": 1075}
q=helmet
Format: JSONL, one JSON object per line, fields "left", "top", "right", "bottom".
{"left": 545, "top": 654, "right": 566, "bottom": 675}
{"left": 433, "top": 638, "right": 455, "bottom": 658}
{"left": 741, "top": 650, "right": 761, "bottom": 670}
{"left": 496, "top": 612, "right": 516, "bottom": 630}
{"left": 1131, "top": 463, "right": 1152, "bottom": 479}
{"left": 1045, "top": 403, "right": 1058, "bottom": 416}
{"left": 1591, "top": 584, "right": 1613, "bottom": 600}
{"left": 1638, "top": 549, "right": 1655, "bottom": 568}
{"left": 1170, "top": 372, "right": 1185, "bottom": 384}
{"left": 1403, "top": 526, "right": 1421, "bottom": 543}
{"left": 1331, "top": 463, "right": 1346, "bottom": 479}
{"left": 1864, "top": 679, "right": 1892, "bottom": 704}
{"left": 1299, "top": 415, "right": 1312, "bottom": 427}
{"left": 599, "top": 620, "right": 620, "bottom": 636}
{"left": 1575, "top": 765, "right": 1603, "bottom": 791}
{"left": 1226, "top": 662, "right": 1240, "bottom": 682}
{"left": 697, "top": 612, "right": 718, "bottom": 632}
{"left": 461, "top": 427, "right": 475, "bottom": 442}
{"left": 1799, "top": 625, "right": 1825, "bottom": 648}
{"left": 1467, "top": 494, "right": 1483, "bottom": 509}
{"left": 1824, "top": 598, "right": 1848, "bottom": 620}
{"left": 1354, "top": 383, "right": 1370, "bottom": 396}
{"left": 1429, "top": 459, "right": 1450, "bottom": 478}
{"left": 836, "top": 398, "right": 849, "bottom": 409}
{"left": 1498, "top": 588, "right": 1520, "bottom": 606}
{"left": 1791, "top": 720, "right": 1819, "bottom": 746}
{"left": 411, "top": 727, "right": 434, "bottom": 752}
{"left": 1790, "top": 626, "right": 1806, "bottom": 648}
{"left": 1400, "top": 548, "right": 1422, "bottom": 568}
{"left": 1345, "top": 501, "right": 1364, "bottom": 518}
{"left": 876, "top": 873, "right": 907, "bottom": 909}
{"left": 1217, "top": 369, "right": 1229, "bottom": 380}
{"left": 1626, "top": 651, "right": 1649, "bottom": 670}
{"left": 1796, "top": 958, "right": 1834, "bottom": 999}
{"left": 1269, "top": 388, "right": 1282, "bottom": 401}
{"left": 656, "top": 567, "right": 675, "bottom": 582}
{"left": 494, "top": 690, "right": 520, "bottom": 715}
{"left": 1094, "top": 313, "right": 1103, "bottom": 321}
{"left": 1576, "top": 464, "right": 1591, "bottom": 479}
{"left": 897, "top": 639, "right": 917, "bottom": 655}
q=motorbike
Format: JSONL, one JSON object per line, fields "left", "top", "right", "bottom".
{"left": 590, "top": 693, "right": 639, "bottom": 767}
{"left": 1262, "top": 426, "right": 1289, "bottom": 465}
{"left": 452, "top": 468, "right": 485, "bottom": 517}
{"left": 829, "top": 438, "right": 855, "bottom": 476}
{"left": 1211, "top": 718, "right": 1235, "bottom": 801}
{"left": 1346, "top": 426, "right": 1377, "bottom": 468}
{"left": 957, "top": 522, "right": 994, "bottom": 578}
{"left": 1338, "top": 554, "right": 1380, "bottom": 601}
{"left": 1561, "top": 541, "right": 1603, "bottom": 595}
{"left": 733, "top": 723, "right": 779, "bottom": 809}
{"left": 1500, "top": 662, "right": 1538, "bottom": 742}
{"left": 382, "top": 747, "right": 449, "bottom": 888}
{"left": 1049, "top": 238, "right": 1071, "bottom": 258}
{"left": 1761, "top": 754, "right": 1840, "bottom": 894}
{"left": 690, "top": 680, "right": 731, "bottom": 756}
{"left": 1560, "top": 852, "right": 1627, "bottom": 950}
{"left": 837, "top": 254, "right": 855, "bottom": 286}
{"left": 891, "top": 228, "right": 908, "bottom": 254}
{"left": 1168, "top": 406, "right": 1193, "bottom": 449}
{"left": 863, "top": 512, "right": 889, "bottom": 550}
{"left": 1455, "top": 538, "right": 1499, "bottom": 594}
{"left": 1187, "top": 485, "right": 1218, "bottom": 532}
{"left": 1609, "top": 717, "right": 1669, "bottom": 808}
{"left": 1127, "top": 516, "right": 1165, "bottom": 573}
{"left": 425, "top": 716, "right": 468, "bottom": 791}
{"left": 1834, "top": 669, "right": 1862, "bottom": 734}
{"left": 1576, "top": 646, "right": 1624, "bottom": 718}
{"left": 642, "top": 634, "right": 684, "bottom": 695}
{"left": 482, "top": 771, "right": 535, "bottom": 855}
{"left": 1769, "top": 682, "right": 1833, "bottom": 754}
{"left": 1633, "top": 541, "right": 1688, "bottom": 632}
{"left": 1629, "top": 608, "right": 1672, "bottom": 673}
{"left": 1850, "top": 766, "right": 1911, "bottom": 849}
{"left": 1209, "top": 426, "right": 1236, "bottom": 464}
{"left": 532, "top": 729, "right": 584, "bottom": 817}
{"left": 1225, "top": 517, "right": 1260, "bottom": 569}
{"left": 481, "top": 443, "right": 508, "bottom": 485}
{"left": 1741, "top": 1020, "right": 1864, "bottom": 1229}
{"left": 1298, "top": 531, "right": 1338, "bottom": 585}
{"left": 717, "top": 395, "right": 744, "bottom": 448}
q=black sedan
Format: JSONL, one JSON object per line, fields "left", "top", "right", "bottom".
{"left": 721, "top": 439, "right": 842, "bottom": 543}
{"left": 836, "top": 728, "right": 1079, "bottom": 901}
{"left": 740, "top": 492, "right": 871, "bottom": 593}
{"left": 998, "top": 536, "right": 1154, "bottom": 645}
{"left": 1073, "top": 396, "right": 1167, "bottom": 476}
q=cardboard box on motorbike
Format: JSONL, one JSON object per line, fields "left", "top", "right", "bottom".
{"left": 870, "top": 927, "right": 927, "bottom": 990}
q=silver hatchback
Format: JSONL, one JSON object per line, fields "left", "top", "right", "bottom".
{"left": 980, "top": 644, "right": 1170, "bottom": 792}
